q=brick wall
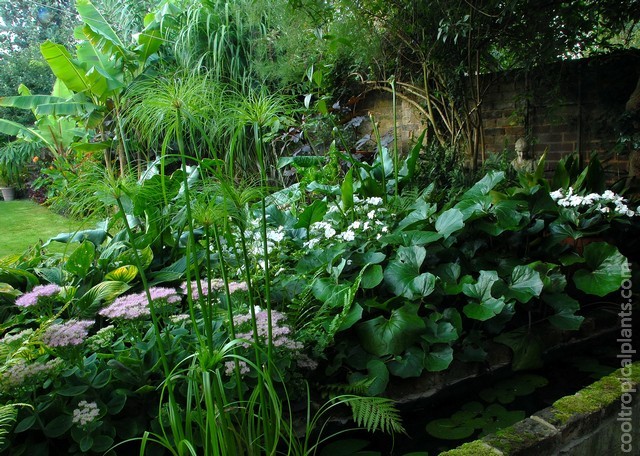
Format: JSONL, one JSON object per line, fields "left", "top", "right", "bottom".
{"left": 481, "top": 52, "right": 640, "bottom": 178}
{"left": 355, "top": 52, "right": 640, "bottom": 179}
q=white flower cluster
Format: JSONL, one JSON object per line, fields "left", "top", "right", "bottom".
{"left": 550, "top": 187, "right": 638, "bottom": 217}
{"left": 303, "top": 195, "right": 389, "bottom": 248}
{"left": 72, "top": 400, "right": 100, "bottom": 426}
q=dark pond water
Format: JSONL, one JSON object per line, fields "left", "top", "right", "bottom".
{"left": 319, "top": 326, "right": 634, "bottom": 456}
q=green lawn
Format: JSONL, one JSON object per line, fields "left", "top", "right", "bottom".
{"left": 0, "top": 200, "right": 88, "bottom": 257}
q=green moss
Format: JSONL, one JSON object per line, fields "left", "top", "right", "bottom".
{"left": 486, "top": 427, "right": 540, "bottom": 453}
{"left": 552, "top": 361, "right": 640, "bottom": 424}
{"left": 438, "top": 440, "right": 502, "bottom": 456}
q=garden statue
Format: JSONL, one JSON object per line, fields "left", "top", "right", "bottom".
{"left": 511, "top": 137, "right": 536, "bottom": 173}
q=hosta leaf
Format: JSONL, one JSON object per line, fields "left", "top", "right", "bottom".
{"left": 105, "top": 265, "right": 138, "bottom": 283}
{"left": 77, "top": 280, "right": 130, "bottom": 312}
{"left": 65, "top": 241, "right": 95, "bottom": 279}
{"left": 573, "top": 242, "right": 629, "bottom": 297}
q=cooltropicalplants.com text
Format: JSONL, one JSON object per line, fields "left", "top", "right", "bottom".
{"left": 618, "top": 261, "right": 635, "bottom": 454}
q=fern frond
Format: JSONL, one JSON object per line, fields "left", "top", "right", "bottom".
{"left": 321, "top": 379, "right": 372, "bottom": 396}
{"left": 0, "top": 403, "right": 31, "bottom": 447}
{"left": 345, "top": 396, "right": 405, "bottom": 435}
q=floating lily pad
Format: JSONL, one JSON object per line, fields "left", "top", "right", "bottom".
{"left": 425, "top": 418, "right": 476, "bottom": 440}
{"left": 479, "top": 374, "right": 548, "bottom": 404}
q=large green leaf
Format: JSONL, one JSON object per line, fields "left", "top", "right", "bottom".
{"left": 77, "top": 280, "right": 131, "bottom": 312}
{"left": 41, "top": 41, "right": 107, "bottom": 97}
{"left": 105, "top": 265, "right": 138, "bottom": 283}
{"left": 508, "top": 265, "right": 543, "bottom": 303}
{"left": 423, "top": 318, "right": 459, "bottom": 344}
{"left": 381, "top": 230, "right": 442, "bottom": 246}
{"left": 76, "top": 0, "right": 128, "bottom": 61}
{"left": 356, "top": 304, "right": 425, "bottom": 356}
{"left": 462, "top": 270, "right": 506, "bottom": 321}
{"left": 294, "top": 199, "right": 327, "bottom": 230}
{"left": 361, "top": 265, "right": 383, "bottom": 289}
{"left": 388, "top": 346, "right": 425, "bottom": 378}
{"left": 435, "top": 208, "right": 464, "bottom": 239}
{"left": 397, "top": 199, "right": 437, "bottom": 230}
{"left": 341, "top": 167, "right": 354, "bottom": 211}
{"left": 424, "top": 345, "right": 454, "bottom": 372}
{"left": 543, "top": 293, "right": 584, "bottom": 330}
{"left": 463, "top": 171, "right": 505, "bottom": 198}
{"left": 573, "top": 242, "right": 629, "bottom": 297}
{"left": 495, "top": 328, "right": 543, "bottom": 370}
{"left": 44, "top": 228, "right": 108, "bottom": 247}
{"left": 65, "top": 241, "right": 96, "bottom": 279}
{"left": 384, "top": 246, "right": 435, "bottom": 299}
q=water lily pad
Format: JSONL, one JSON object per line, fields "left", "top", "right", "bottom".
{"left": 425, "top": 418, "right": 475, "bottom": 440}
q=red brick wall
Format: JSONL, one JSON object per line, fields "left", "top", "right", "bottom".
{"left": 481, "top": 52, "right": 640, "bottom": 179}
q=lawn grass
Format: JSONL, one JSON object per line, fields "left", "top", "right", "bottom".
{"left": 0, "top": 200, "right": 90, "bottom": 257}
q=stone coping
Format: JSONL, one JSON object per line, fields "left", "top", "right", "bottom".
{"left": 439, "top": 361, "right": 640, "bottom": 456}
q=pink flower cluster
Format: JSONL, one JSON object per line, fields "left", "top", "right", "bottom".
{"left": 181, "top": 279, "right": 248, "bottom": 300}
{"left": 99, "top": 287, "right": 181, "bottom": 320}
{"left": 15, "top": 284, "right": 61, "bottom": 308}
{"left": 224, "top": 359, "right": 251, "bottom": 376}
{"left": 41, "top": 320, "right": 94, "bottom": 347}
{"left": 233, "top": 309, "right": 303, "bottom": 350}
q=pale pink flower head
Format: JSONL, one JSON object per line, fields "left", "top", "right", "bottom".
{"left": 15, "top": 284, "right": 61, "bottom": 308}
{"left": 99, "top": 287, "right": 181, "bottom": 320}
{"left": 41, "top": 320, "right": 94, "bottom": 347}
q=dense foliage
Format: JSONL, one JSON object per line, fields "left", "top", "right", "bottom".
{"left": 0, "top": 0, "right": 639, "bottom": 453}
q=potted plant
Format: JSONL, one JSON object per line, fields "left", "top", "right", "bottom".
{"left": 0, "top": 139, "right": 39, "bottom": 201}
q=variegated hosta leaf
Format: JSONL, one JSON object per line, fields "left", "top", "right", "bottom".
{"left": 105, "top": 265, "right": 138, "bottom": 283}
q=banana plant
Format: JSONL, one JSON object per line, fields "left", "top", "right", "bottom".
{"left": 0, "top": 0, "right": 167, "bottom": 176}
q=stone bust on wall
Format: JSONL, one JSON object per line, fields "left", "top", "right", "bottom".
{"left": 511, "top": 137, "right": 536, "bottom": 173}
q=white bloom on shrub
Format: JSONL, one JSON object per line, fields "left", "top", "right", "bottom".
{"left": 365, "top": 197, "right": 383, "bottom": 206}
{"left": 303, "top": 238, "right": 320, "bottom": 249}
{"left": 326, "top": 226, "right": 336, "bottom": 238}
{"left": 72, "top": 400, "right": 100, "bottom": 426}
{"left": 341, "top": 230, "right": 356, "bottom": 241}
{"left": 550, "top": 188, "right": 637, "bottom": 217}
{"left": 367, "top": 210, "right": 376, "bottom": 220}
{"left": 267, "top": 226, "right": 285, "bottom": 243}
{"left": 351, "top": 221, "right": 361, "bottom": 230}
